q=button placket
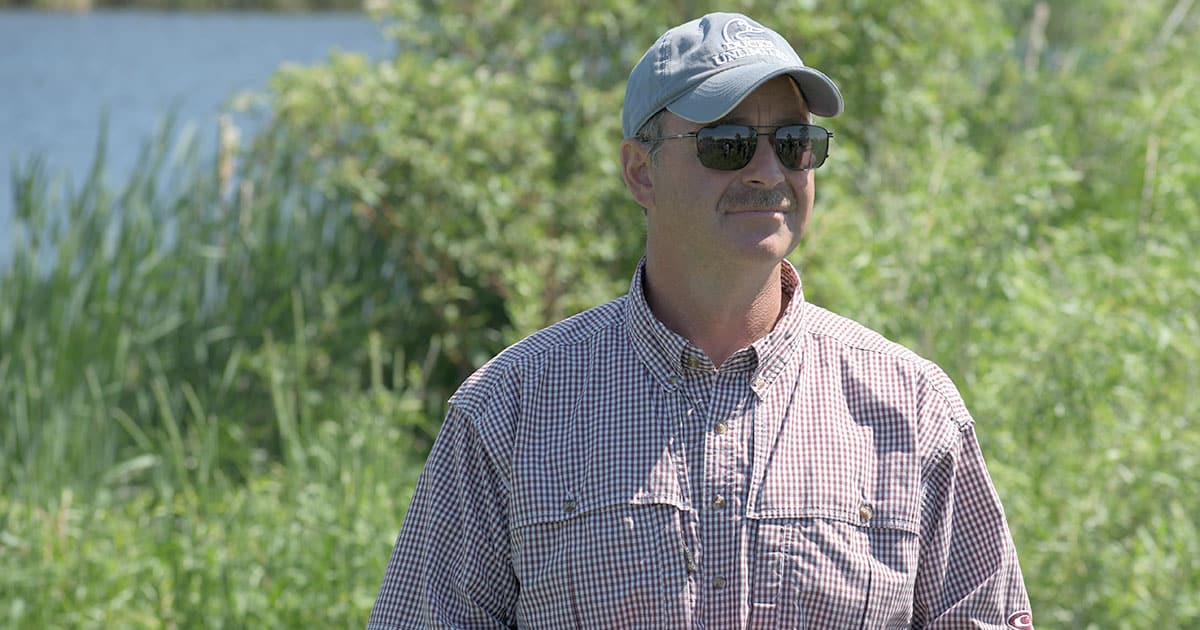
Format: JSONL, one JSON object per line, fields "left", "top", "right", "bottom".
{"left": 683, "top": 547, "right": 698, "bottom": 574}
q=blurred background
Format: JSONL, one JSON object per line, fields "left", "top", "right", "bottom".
{"left": 1, "top": 1, "right": 1197, "bottom": 627}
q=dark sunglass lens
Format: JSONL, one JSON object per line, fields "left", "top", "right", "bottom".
{"left": 696, "top": 125, "right": 757, "bottom": 170}
{"left": 775, "top": 125, "right": 827, "bottom": 170}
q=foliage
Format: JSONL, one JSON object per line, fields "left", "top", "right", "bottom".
{"left": 2, "top": 0, "right": 1198, "bottom": 627}
{"left": 264, "top": 48, "right": 644, "bottom": 377}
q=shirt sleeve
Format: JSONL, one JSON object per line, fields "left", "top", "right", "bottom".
{"left": 367, "top": 405, "right": 517, "bottom": 629}
{"left": 915, "top": 415, "right": 1034, "bottom": 630}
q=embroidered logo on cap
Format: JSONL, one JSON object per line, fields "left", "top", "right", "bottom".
{"left": 712, "top": 17, "right": 789, "bottom": 66}
{"left": 722, "top": 17, "right": 769, "bottom": 42}
{"left": 1006, "top": 609, "right": 1034, "bottom": 630}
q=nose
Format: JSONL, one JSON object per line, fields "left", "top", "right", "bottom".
{"left": 739, "top": 134, "right": 786, "bottom": 188}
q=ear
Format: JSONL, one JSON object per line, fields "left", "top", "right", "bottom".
{"left": 621, "top": 138, "right": 656, "bottom": 211}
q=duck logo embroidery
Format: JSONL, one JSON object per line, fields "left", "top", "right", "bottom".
{"left": 712, "top": 18, "right": 787, "bottom": 66}
{"left": 722, "top": 17, "right": 769, "bottom": 43}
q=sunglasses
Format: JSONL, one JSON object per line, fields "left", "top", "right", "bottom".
{"left": 647, "top": 123, "right": 833, "bottom": 171}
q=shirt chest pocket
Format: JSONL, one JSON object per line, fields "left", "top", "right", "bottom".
{"left": 745, "top": 423, "right": 921, "bottom": 629}
{"left": 508, "top": 477, "right": 689, "bottom": 627}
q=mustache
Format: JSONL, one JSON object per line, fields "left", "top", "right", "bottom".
{"left": 718, "top": 185, "right": 796, "bottom": 212}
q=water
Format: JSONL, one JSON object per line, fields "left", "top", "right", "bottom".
{"left": 0, "top": 9, "right": 393, "bottom": 244}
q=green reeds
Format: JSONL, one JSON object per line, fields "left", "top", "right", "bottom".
{"left": 0, "top": 113, "right": 436, "bottom": 503}
{"left": 0, "top": 113, "right": 436, "bottom": 626}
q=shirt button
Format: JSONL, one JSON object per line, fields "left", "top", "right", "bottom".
{"left": 563, "top": 499, "right": 577, "bottom": 513}
{"left": 711, "top": 576, "right": 727, "bottom": 589}
{"left": 713, "top": 421, "right": 727, "bottom": 435}
{"left": 686, "top": 356, "right": 701, "bottom": 369}
{"left": 858, "top": 503, "right": 874, "bottom": 521}
{"left": 711, "top": 494, "right": 726, "bottom": 509}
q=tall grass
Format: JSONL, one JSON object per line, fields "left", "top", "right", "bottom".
{"left": 0, "top": 118, "right": 438, "bottom": 626}
{"left": 2, "top": 115, "right": 439, "bottom": 498}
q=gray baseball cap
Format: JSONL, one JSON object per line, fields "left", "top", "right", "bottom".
{"left": 622, "top": 13, "right": 844, "bottom": 138}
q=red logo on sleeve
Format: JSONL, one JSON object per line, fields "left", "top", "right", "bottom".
{"left": 1007, "top": 610, "right": 1034, "bottom": 630}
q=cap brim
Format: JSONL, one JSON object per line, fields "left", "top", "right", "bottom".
{"left": 668, "top": 64, "right": 843, "bottom": 122}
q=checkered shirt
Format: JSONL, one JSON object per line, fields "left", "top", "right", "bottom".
{"left": 368, "top": 260, "right": 1032, "bottom": 629}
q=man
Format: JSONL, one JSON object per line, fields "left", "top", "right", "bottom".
{"left": 369, "top": 12, "right": 1033, "bottom": 629}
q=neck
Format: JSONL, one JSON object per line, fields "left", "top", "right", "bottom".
{"left": 643, "top": 252, "right": 788, "bottom": 368}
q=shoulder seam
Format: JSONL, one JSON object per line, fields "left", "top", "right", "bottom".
{"left": 494, "top": 297, "right": 628, "bottom": 364}
{"left": 804, "top": 304, "right": 973, "bottom": 431}
{"left": 448, "top": 298, "right": 627, "bottom": 413}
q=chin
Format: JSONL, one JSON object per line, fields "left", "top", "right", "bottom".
{"left": 727, "top": 236, "right": 797, "bottom": 265}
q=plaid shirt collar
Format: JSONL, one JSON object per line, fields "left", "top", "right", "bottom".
{"left": 624, "top": 258, "right": 809, "bottom": 399}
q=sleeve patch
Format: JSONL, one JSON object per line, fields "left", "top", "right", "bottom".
{"left": 1007, "top": 610, "right": 1034, "bottom": 629}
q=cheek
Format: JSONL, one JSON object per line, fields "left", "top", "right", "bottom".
{"left": 653, "top": 165, "right": 723, "bottom": 211}
{"left": 790, "top": 173, "right": 816, "bottom": 211}
{"left": 790, "top": 170, "right": 815, "bottom": 193}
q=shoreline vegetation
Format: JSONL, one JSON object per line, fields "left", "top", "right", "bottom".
{"left": 1, "top": 0, "right": 366, "bottom": 11}
{"left": 2, "top": 2, "right": 1198, "bottom": 627}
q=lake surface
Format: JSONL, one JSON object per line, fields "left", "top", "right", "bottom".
{"left": 0, "top": 9, "right": 393, "bottom": 247}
